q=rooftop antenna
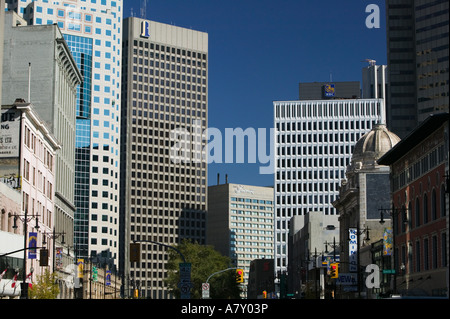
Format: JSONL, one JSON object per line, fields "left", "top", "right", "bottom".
{"left": 28, "top": 62, "right": 31, "bottom": 103}
{"left": 140, "top": 0, "right": 148, "bottom": 19}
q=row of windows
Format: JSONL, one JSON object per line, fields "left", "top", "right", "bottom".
{"left": 395, "top": 184, "right": 447, "bottom": 234}
{"left": 133, "top": 40, "right": 207, "bottom": 61}
{"left": 274, "top": 101, "right": 382, "bottom": 119}
{"left": 230, "top": 197, "right": 273, "bottom": 205}
{"left": 393, "top": 144, "right": 446, "bottom": 191}
{"left": 398, "top": 233, "right": 448, "bottom": 274}
{"left": 277, "top": 119, "right": 376, "bottom": 132}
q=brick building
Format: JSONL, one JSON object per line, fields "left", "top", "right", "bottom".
{"left": 378, "top": 112, "right": 449, "bottom": 297}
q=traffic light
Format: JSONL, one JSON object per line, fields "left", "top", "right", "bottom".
{"left": 330, "top": 263, "right": 338, "bottom": 279}
{"left": 235, "top": 268, "right": 244, "bottom": 283}
{"left": 262, "top": 290, "right": 267, "bottom": 299}
{"left": 130, "top": 242, "right": 140, "bottom": 263}
{"left": 39, "top": 249, "right": 48, "bottom": 266}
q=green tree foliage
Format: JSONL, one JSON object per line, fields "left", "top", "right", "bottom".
{"left": 28, "top": 269, "right": 60, "bottom": 299}
{"left": 165, "top": 240, "right": 241, "bottom": 299}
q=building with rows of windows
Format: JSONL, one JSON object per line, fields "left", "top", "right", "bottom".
{"left": 6, "top": 0, "right": 124, "bottom": 268}
{"left": 207, "top": 181, "right": 274, "bottom": 298}
{"left": 120, "top": 17, "right": 208, "bottom": 299}
{"left": 273, "top": 98, "right": 385, "bottom": 277}
{"left": 378, "top": 112, "right": 449, "bottom": 297}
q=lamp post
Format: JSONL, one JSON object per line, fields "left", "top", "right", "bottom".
{"left": 378, "top": 206, "right": 409, "bottom": 295}
{"left": 11, "top": 210, "right": 40, "bottom": 299}
{"left": 42, "top": 228, "right": 65, "bottom": 272}
{"left": 324, "top": 237, "right": 340, "bottom": 261}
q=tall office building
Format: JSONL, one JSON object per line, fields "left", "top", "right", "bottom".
{"left": 121, "top": 17, "right": 208, "bottom": 299}
{"left": 273, "top": 98, "right": 384, "bottom": 275}
{"left": 386, "top": 0, "right": 449, "bottom": 138}
{"left": 207, "top": 182, "right": 274, "bottom": 297}
{"left": 7, "top": 0, "right": 123, "bottom": 267}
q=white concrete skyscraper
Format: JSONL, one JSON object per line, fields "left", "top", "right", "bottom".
{"left": 7, "top": 0, "right": 123, "bottom": 268}
{"left": 273, "top": 98, "right": 385, "bottom": 276}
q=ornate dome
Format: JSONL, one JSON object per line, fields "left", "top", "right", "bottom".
{"left": 351, "top": 123, "right": 400, "bottom": 169}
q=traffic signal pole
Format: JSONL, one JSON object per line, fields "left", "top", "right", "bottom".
{"left": 206, "top": 267, "right": 238, "bottom": 284}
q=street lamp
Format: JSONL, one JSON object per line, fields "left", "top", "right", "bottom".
{"left": 11, "top": 210, "right": 40, "bottom": 299}
{"left": 378, "top": 206, "right": 410, "bottom": 295}
{"left": 42, "top": 228, "right": 66, "bottom": 272}
{"left": 324, "top": 237, "right": 340, "bottom": 261}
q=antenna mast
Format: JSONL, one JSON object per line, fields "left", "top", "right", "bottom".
{"left": 140, "top": 0, "right": 148, "bottom": 19}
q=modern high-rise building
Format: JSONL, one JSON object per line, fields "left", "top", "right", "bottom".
{"left": 120, "top": 17, "right": 208, "bottom": 299}
{"left": 273, "top": 98, "right": 385, "bottom": 276}
{"left": 386, "top": 0, "right": 449, "bottom": 138}
{"left": 207, "top": 181, "right": 274, "bottom": 297}
{"left": 6, "top": 0, "right": 123, "bottom": 267}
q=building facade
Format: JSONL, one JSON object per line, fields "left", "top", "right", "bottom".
{"left": 2, "top": 11, "right": 82, "bottom": 289}
{"left": 386, "top": 0, "right": 449, "bottom": 139}
{"left": 333, "top": 123, "right": 400, "bottom": 298}
{"left": 298, "top": 81, "right": 360, "bottom": 100}
{"left": 273, "top": 98, "right": 385, "bottom": 277}
{"left": 6, "top": 0, "right": 124, "bottom": 268}
{"left": 378, "top": 113, "right": 449, "bottom": 297}
{"left": 289, "top": 213, "right": 339, "bottom": 299}
{"left": 207, "top": 182, "right": 274, "bottom": 297}
{"left": 1, "top": 101, "right": 60, "bottom": 298}
{"left": 361, "top": 62, "right": 387, "bottom": 100}
{"left": 120, "top": 17, "right": 208, "bottom": 299}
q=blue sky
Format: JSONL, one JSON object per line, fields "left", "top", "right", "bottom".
{"left": 123, "top": 0, "right": 387, "bottom": 187}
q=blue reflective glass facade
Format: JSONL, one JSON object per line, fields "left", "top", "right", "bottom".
{"left": 64, "top": 34, "right": 93, "bottom": 120}
{"left": 64, "top": 34, "right": 93, "bottom": 258}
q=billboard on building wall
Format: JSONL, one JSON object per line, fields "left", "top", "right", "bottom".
{"left": 0, "top": 108, "right": 21, "bottom": 189}
{"left": 0, "top": 108, "right": 20, "bottom": 157}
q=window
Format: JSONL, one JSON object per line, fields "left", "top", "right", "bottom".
{"left": 415, "top": 241, "right": 421, "bottom": 272}
{"left": 431, "top": 189, "right": 437, "bottom": 220}
{"left": 424, "top": 238, "right": 429, "bottom": 270}
{"left": 415, "top": 197, "right": 421, "bottom": 227}
{"left": 423, "top": 193, "right": 428, "bottom": 224}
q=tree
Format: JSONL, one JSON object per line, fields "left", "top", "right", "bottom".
{"left": 165, "top": 240, "right": 241, "bottom": 299}
{"left": 28, "top": 269, "right": 60, "bottom": 299}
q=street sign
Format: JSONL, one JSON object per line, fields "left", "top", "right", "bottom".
{"left": 382, "top": 269, "right": 396, "bottom": 274}
{"left": 202, "top": 283, "right": 210, "bottom": 299}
